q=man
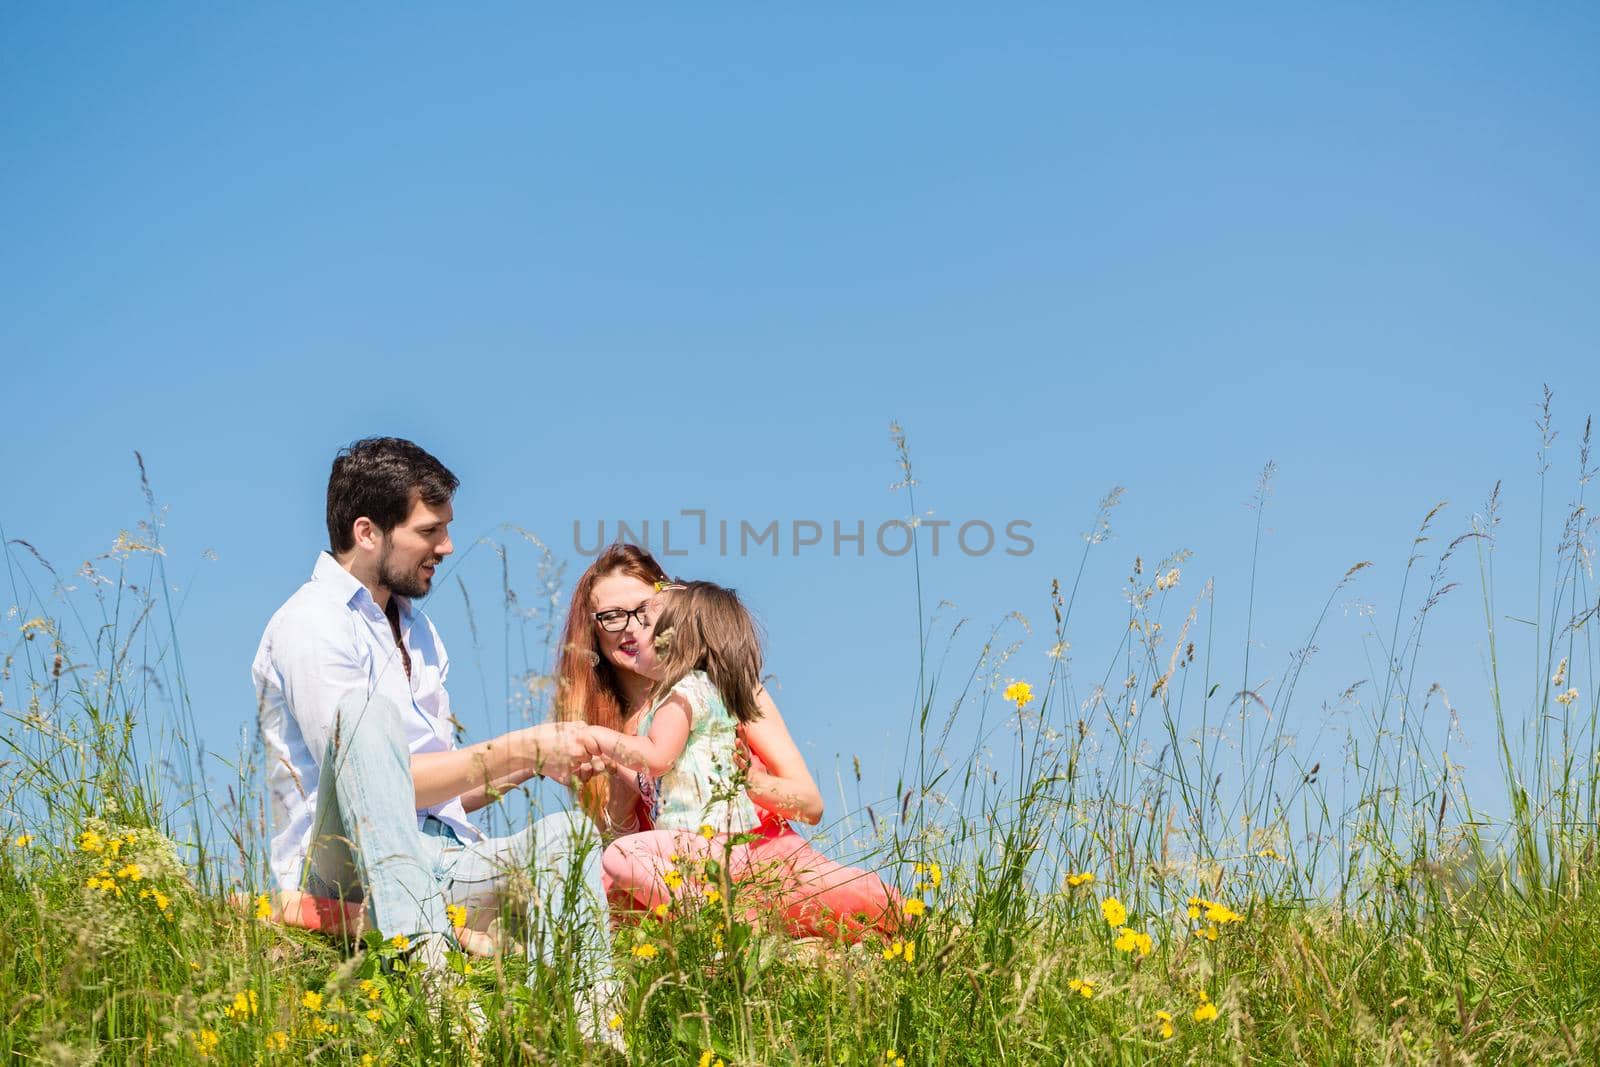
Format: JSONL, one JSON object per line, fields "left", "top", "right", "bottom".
{"left": 252, "top": 436, "right": 613, "bottom": 1027}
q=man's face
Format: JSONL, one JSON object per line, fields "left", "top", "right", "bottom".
{"left": 377, "top": 495, "right": 454, "bottom": 599}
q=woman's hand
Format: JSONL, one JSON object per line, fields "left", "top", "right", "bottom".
{"left": 738, "top": 688, "right": 824, "bottom": 825}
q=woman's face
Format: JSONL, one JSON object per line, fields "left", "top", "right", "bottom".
{"left": 589, "top": 572, "right": 661, "bottom": 678}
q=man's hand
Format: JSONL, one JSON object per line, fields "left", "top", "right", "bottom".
{"left": 519, "top": 722, "right": 605, "bottom": 784}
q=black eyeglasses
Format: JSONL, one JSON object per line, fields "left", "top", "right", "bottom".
{"left": 593, "top": 605, "right": 651, "bottom": 633}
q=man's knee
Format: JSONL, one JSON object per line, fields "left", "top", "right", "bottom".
{"left": 325, "top": 693, "right": 407, "bottom": 762}
{"left": 535, "top": 809, "right": 599, "bottom": 851}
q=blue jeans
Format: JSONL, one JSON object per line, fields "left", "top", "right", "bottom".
{"left": 302, "top": 693, "right": 612, "bottom": 993}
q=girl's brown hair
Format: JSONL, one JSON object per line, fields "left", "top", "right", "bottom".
{"left": 648, "top": 581, "right": 765, "bottom": 726}
{"left": 553, "top": 543, "right": 670, "bottom": 823}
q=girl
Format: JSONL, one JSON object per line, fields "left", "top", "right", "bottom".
{"left": 555, "top": 548, "right": 899, "bottom": 941}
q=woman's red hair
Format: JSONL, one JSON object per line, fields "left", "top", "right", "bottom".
{"left": 554, "top": 543, "right": 670, "bottom": 824}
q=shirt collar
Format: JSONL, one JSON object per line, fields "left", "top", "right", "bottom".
{"left": 311, "top": 551, "right": 374, "bottom": 610}
{"left": 310, "top": 551, "right": 415, "bottom": 625}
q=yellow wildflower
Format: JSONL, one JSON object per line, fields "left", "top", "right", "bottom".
{"left": 445, "top": 904, "right": 467, "bottom": 929}
{"left": 1194, "top": 1001, "right": 1219, "bottom": 1022}
{"left": 698, "top": 1052, "right": 727, "bottom": 1067}
{"left": 913, "top": 861, "right": 943, "bottom": 890}
{"left": 79, "top": 829, "right": 104, "bottom": 853}
{"left": 902, "top": 897, "right": 926, "bottom": 919}
{"left": 1155, "top": 1010, "right": 1174, "bottom": 1039}
{"left": 1100, "top": 897, "right": 1127, "bottom": 927}
{"left": 1113, "top": 927, "right": 1153, "bottom": 957}
{"left": 882, "top": 939, "right": 916, "bottom": 962}
{"left": 300, "top": 990, "right": 323, "bottom": 1013}
{"left": 365, "top": 1009, "right": 383, "bottom": 1023}
{"left": 1003, "top": 681, "right": 1034, "bottom": 708}
{"left": 224, "top": 989, "right": 259, "bottom": 1021}
{"left": 193, "top": 1028, "right": 220, "bottom": 1058}
{"left": 116, "top": 862, "right": 142, "bottom": 881}
{"left": 700, "top": 824, "right": 716, "bottom": 840}
{"left": 1186, "top": 895, "right": 1202, "bottom": 920}
{"left": 12, "top": 833, "right": 32, "bottom": 848}
{"left": 361, "top": 1055, "right": 376, "bottom": 1066}
{"left": 1067, "top": 978, "right": 1095, "bottom": 999}
{"left": 1204, "top": 901, "right": 1243, "bottom": 925}
{"left": 663, "top": 868, "right": 684, "bottom": 891}
{"left": 265, "top": 1030, "right": 289, "bottom": 1051}
{"left": 360, "top": 978, "right": 381, "bottom": 1001}
{"left": 631, "top": 942, "right": 658, "bottom": 959}
{"left": 254, "top": 893, "right": 273, "bottom": 920}
{"left": 608, "top": 1013, "right": 624, "bottom": 1032}
{"left": 1200, "top": 924, "right": 1219, "bottom": 942}
{"left": 1258, "top": 846, "right": 1281, "bottom": 860}
{"left": 652, "top": 903, "right": 670, "bottom": 919}
{"left": 1065, "top": 871, "right": 1095, "bottom": 888}
{"left": 704, "top": 886, "right": 722, "bottom": 906}
{"left": 883, "top": 1051, "right": 905, "bottom": 1067}
{"left": 389, "top": 934, "right": 410, "bottom": 951}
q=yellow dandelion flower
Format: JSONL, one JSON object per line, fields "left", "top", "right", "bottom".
{"left": 913, "top": 861, "right": 944, "bottom": 888}
{"left": 300, "top": 990, "right": 323, "bottom": 1013}
{"left": 224, "top": 989, "right": 259, "bottom": 1020}
{"left": 194, "top": 1028, "right": 220, "bottom": 1058}
{"left": 1203, "top": 902, "right": 1243, "bottom": 925}
{"left": 1065, "top": 871, "right": 1095, "bottom": 888}
{"left": 388, "top": 934, "right": 410, "bottom": 952}
{"left": 445, "top": 904, "right": 467, "bottom": 929}
{"left": 365, "top": 1008, "right": 383, "bottom": 1022}
{"left": 608, "top": 1013, "right": 624, "bottom": 1032}
{"left": 13, "top": 833, "right": 32, "bottom": 848}
{"left": 902, "top": 897, "right": 926, "bottom": 919}
{"left": 1002, "top": 681, "right": 1035, "bottom": 708}
{"left": 253, "top": 893, "right": 272, "bottom": 920}
{"left": 699, "top": 824, "right": 716, "bottom": 840}
{"left": 1186, "top": 895, "right": 1203, "bottom": 920}
{"left": 116, "top": 862, "right": 142, "bottom": 881}
{"left": 1067, "top": 978, "right": 1095, "bottom": 999}
{"left": 1200, "top": 924, "right": 1219, "bottom": 942}
{"left": 1155, "top": 1010, "right": 1174, "bottom": 1039}
{"left": 79, "top": 829, "right": 104, "bottom": 853}
{"left": 704, "top": 887, "right": 722, "bottom": 906}
{"left": 265, "top": 1030, "right": 289, "bottom": 1052}
{"left": 361, "top": 1056, "right": 376, "bottom": 1067}
{"left": 663, "top": 868, "right": 684, "bottom": 891}
{"left": 631, "top": 942, "right": 658, "bottom": 959}
{"left": 360, "top": 978, "right": 381, "bottom": 1001}
{"left": 1194, "top": 1001, "right": 1219, "bottom": 1022}
{"left": 652, "top": 903, "right": 670, "bottom": 919}
{"left": 1100, "top": 897, "right": 1127, "bottom": 927}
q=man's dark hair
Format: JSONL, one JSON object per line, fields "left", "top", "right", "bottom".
{"left": 326, "top": 437, "right": 459, "bottom": 554}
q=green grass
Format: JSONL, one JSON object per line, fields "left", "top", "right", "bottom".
{"left": 3, "top": 409, "right": 1599, "bottom": 1064}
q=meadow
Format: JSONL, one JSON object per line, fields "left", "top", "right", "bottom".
{"left": 3, "top": 408, "right": 1598, "bottom": 1065}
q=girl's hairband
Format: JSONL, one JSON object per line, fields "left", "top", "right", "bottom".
{"left": 654, "top": 581, "right": 687, "bottom": 593}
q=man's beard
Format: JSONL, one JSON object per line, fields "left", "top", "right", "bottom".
{"left": 378, "top": 545, "right": 437, "bottom": 600}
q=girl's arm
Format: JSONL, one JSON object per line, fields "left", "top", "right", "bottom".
{"left": 586, "top": 694, "right": 693, "bottom": 778}
{"left": 738, "top": 686, "right": 825, "bottom": 825}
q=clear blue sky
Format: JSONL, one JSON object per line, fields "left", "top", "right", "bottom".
{"left": 3, "top": 5, "right": 1596, "bottom": 839}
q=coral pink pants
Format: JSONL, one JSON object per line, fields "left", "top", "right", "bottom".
{"left": 602, "top": 816, "right": 902, "bottom": 943}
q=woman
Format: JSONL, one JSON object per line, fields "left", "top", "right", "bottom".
{"left": 553, "top": 543, "right": 901, "bottom": 941}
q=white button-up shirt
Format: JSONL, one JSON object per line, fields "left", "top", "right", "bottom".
{"left": 253, "top": 552, "right": 481, "bottom": 890}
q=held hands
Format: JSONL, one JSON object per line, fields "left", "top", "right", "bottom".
{"left": 520, "top": 722, "right": 607, "bottom": 785}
